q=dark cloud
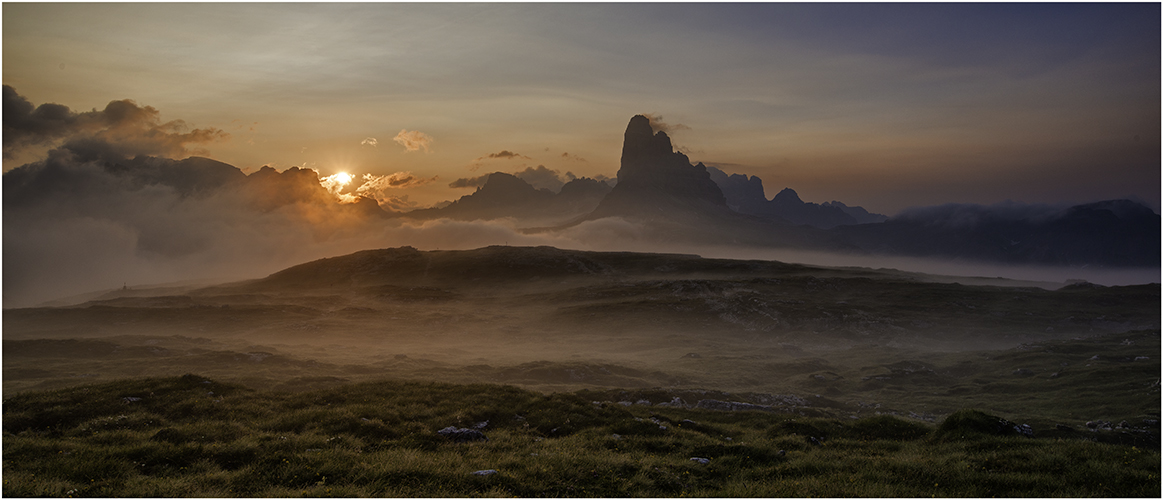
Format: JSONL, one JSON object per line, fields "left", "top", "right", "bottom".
{"left": 450, "top": 166, "right": 580, "bottom": 192}
{"left": 3, "top": 85, "right": 228, "bottom": 161}
{"left": 486, "top": 150, "right": 531, "bottom": 160}
{"left": 514, "top": 165, "right": 569, "bottom": 192}
{"left": 449, "top": 174, "right": 491, "bottom": 189}
{"left": 592, "top": 173, "right": 617, "bottom": 186}
{"left": 560, "top": 152, "right": 587, "bottom": 162}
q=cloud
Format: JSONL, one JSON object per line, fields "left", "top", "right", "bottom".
{"left": 592, "top": 173, "right": 617, "bottom": 186}
{"left": 354, "top": 172, "right": 437, "bottom": 205}
{"left": 560, "top": 152, "right": 587, "bottom": 162}
{"left": 373, "top": 194, "right": 422, "bottom": 212}
{"left": 451, "top": 165, "right": 587, "bottom": 192}
{"left": 361, "top": 137, "right": 378, "bottom": 147}
{"left": 468, "top": 149, "right": 533, "bottom": 171}
{"left": 641, "top": 113, "right": 691, "bottom": 134}
{"left": 393, "top": 129, "right": 433, "bottom": 152}
{"left": 485, "top": 150, "right": 531, "bottom": 160}
{"left": 2, "top": 85, "right": 228, "bottom": 161}
{"left": 449, "top": 174, "right": 491, "bottom": 189}
{"left": 514, "top": 165, "right": 569, "bottom": 192}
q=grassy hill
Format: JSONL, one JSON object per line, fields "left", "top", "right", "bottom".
{"left": 4, "top": 245, "right": 1158, "bottom": 496}
{"left": 3, "top": 375, "right": 1158, "bottom": 497}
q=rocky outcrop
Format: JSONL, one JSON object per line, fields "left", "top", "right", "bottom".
{"left": 589, "top": 115, "right": 727, "bottom": 220}
{"left": 437, "top": 426, "right": 488, "bottom": 443}
{"left": 695, "top": 399, "right": 773, "bottom": 412}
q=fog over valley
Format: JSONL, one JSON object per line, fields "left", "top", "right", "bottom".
{"left": 3, "top": 4, "right": 1159, "bottom": 496}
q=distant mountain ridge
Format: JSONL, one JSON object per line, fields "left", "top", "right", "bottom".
{"left": 6, "top": 114, "right": 1155, "bottom": 269}
{"left": 706, "top": 166, "right": 887, "bottom": 228}
{"left": 835, "top": 199, "right": 1161, "bottom": 267}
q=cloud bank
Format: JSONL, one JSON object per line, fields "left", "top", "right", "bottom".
{"left": 3, "top": 85, "right": 228, "bottom": 161}
{"left": 450, "top": 165, "right": 582, "bottom": 193}
{"left": 0, "top": 89, "right": 636, "bottom": 307}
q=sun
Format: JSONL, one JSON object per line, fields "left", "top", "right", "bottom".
{"left": 334, "top": 172, "right": 352, "bottom": 186}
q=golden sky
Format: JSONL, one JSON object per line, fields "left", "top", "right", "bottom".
{"left": 4, "top": 3, "right": 1159, "bottom": 214}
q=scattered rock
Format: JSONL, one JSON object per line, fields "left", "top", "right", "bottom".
{"left": 809, "top": 436, "right": 823, "bottom": 446}
{"left": 1135, "top": 356, "right": 1150, "bottom": 361}
{"left": 122, "top": 396, "right": 143, "bottom": 403}
{"left": 635, "top": 399, "right": 652, "bottom": 406}
{"left": 656, "top": 396, "right": 687, "bottom": 407}
{"left": 1014, "top": 424, "right": 1034, "bottom": 438}
{"left": 1086, "top": 420, "right": 1113, "bottom": 431}
{"left": 690, "top": 457, "right": 710, "bottom": 465}
{"left": 472, "top": 469, "right": 498, "bottom": 476}
{"left": 777, "top": 449, "right": 786, "bottom": 457}
{"left": 473, "top": 420, "right": 489, "bottom": 429}
{"left": 437, "top": 426, "right": 487, "bottom": 443}
{"left": 695, "top": 399, "right": 772, "bottom": 412}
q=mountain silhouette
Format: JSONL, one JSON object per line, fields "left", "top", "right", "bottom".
{"left": 834, "top": 199, "right": 1160, "bottom": 267}
{"left": 588, "top": 115, "right": 730, "bottom": 221}
{"left": 706, "top": 166, "right": 886, "bottom": 228}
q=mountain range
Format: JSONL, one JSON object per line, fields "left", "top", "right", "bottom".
{"left": 4, "top": 114, "right": 1156, "bottom": 269}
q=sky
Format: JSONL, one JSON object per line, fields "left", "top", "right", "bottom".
{"left": 4, "top": 2, "right": 1159, "bottom": 216}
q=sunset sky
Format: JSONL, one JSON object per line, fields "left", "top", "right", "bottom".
{"left": 4, "top": 2, "right": 1159, "bottom": 215}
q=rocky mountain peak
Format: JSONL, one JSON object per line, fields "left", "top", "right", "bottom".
{"left": 590, "top": 115, "right": 726, "bottom": 219}
{"left": 772, "top": 187, "right": 804, "bottom": 205}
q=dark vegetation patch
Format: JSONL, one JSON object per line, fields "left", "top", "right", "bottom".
{"left": 3, "top": 375, "right": 1158, "bottom": 497}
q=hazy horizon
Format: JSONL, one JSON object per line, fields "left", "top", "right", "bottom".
{"left": 4, "top": 3, "right": 1159, "bottom": 215}
{"left": 4, "top": 3, "right": 1160, "bottom": 307}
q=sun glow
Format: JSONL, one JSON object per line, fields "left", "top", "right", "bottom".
{"left": 320, "top": 171, "right": 359, "bottom": 203}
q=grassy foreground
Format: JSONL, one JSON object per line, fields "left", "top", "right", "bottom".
{"left": 3, "top": 375, "right": 1159, "bottom": 497}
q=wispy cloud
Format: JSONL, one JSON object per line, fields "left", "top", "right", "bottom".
{"left": 393, "top": 129, "right": 433, "bottom": 152}
{"left": 560, "top": 152, "right": 587, "bottom": 162}
{"left": 641, "top": 113, "right": 691, "bottom": 134}
{"left": 485, "top": 150, "right": 531, "bottom": 160}
{"left": 361, "top": 137, "right": 378, "bottom": 147}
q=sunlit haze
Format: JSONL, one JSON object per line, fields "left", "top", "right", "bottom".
{"left": 4, "top": 3, "right": 1159, "bottom": 214}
